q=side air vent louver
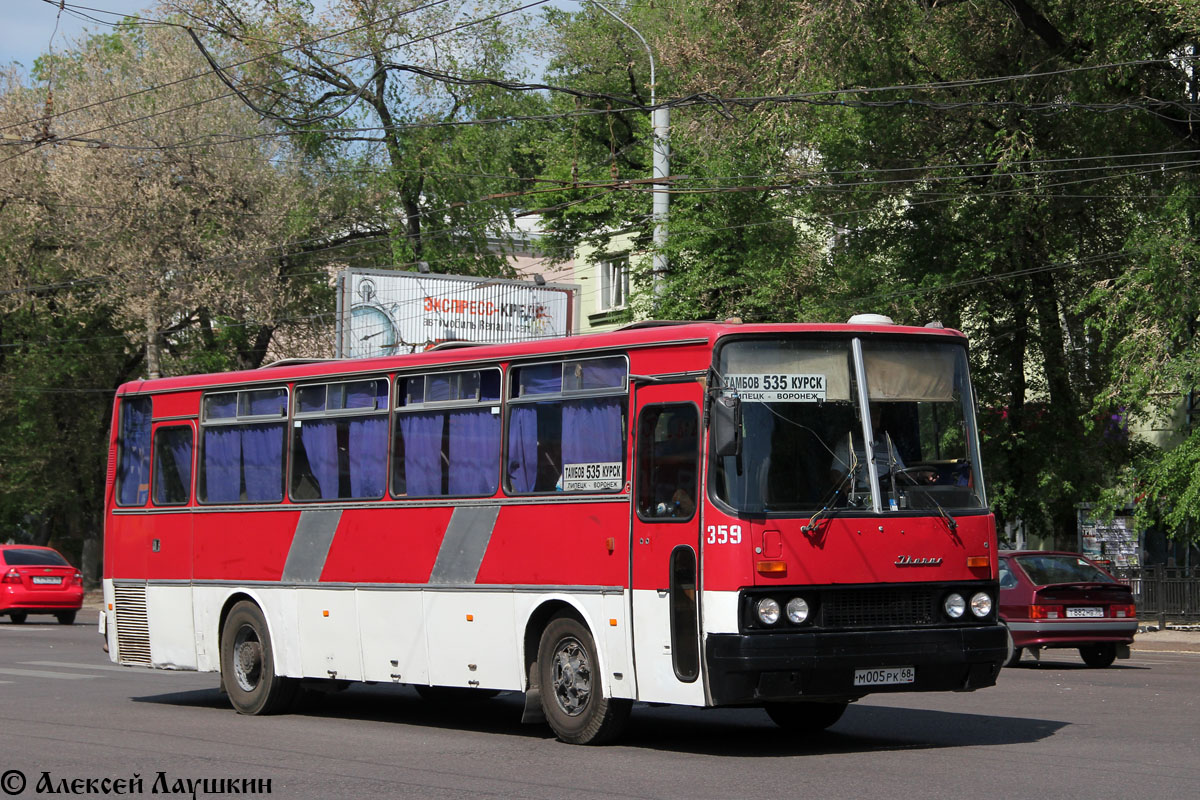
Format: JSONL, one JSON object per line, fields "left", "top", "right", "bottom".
{"left": 113, "top": 584, "right": 151, "bottom": 666}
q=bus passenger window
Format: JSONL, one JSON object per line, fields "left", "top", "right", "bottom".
{"left": 199, "top": 388, "right": 286, "bottom": 504}
{"left": 507, "top": 357, "right": 627, "bottom": 494}
{"left": 116, "top": 397, "right": 152, "bottom": 506}
{"left": 392, "top": 369, "right": 502, "bottom": 498}
{"left": 292, "top": 378, "right": 389, "bottom": 501}
{"left": 153, "top": 426, "right": 193, "bottom": 505}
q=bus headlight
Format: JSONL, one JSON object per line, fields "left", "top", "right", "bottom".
{"left": 756, "top": 598, "right": 781, "bottom": 625}
{"left": 970, "top": 592, "right": 993, "bottom": 618}
{"left": 944, "top": 593, "right": 966, "bottom": 619}
{"left": 786, "top": 597, "right": 810, "bottom": 624}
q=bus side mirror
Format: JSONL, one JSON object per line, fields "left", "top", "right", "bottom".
{"left": 711, "top": 394, "right": 742, "bottom": 457}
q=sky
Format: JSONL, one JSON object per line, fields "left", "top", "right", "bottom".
{"left": 2, "top": 0, "right": 569, "bottom": 76}
{"left": 2, "top": 0, "right": 152, "bottom": 72}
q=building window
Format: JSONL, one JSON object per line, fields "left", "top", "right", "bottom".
{"left": 599, "top": 255, "right": 630, "bottom": 311}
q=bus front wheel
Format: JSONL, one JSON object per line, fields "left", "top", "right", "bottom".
{"left": 220, "top": 601, "right": 296, "bottom": 715}
{"left": 537, "top": 616, "right": 631, "bottom": 745}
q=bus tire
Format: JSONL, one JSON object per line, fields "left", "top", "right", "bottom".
{"left": 220, "top": 601, "right": 296, "bottom": 715}
{"left": 537, "top": 615, "right": 630, "bottom": 745}
{"left": 764, "top": 700, "right": 849, "bottom": 734}
{"left": 9, "top": 612, "right": 27, "bottom": 624}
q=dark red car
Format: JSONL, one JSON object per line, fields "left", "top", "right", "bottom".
{"left": 0, "top": 544, "right": 84, "bottom": 625}
{"left": 999, "top": 550, "right": 1137, "bottom": 668}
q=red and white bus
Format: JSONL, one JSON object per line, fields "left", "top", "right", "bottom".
{"left": 102, "top": 318, "right": 1005, "bottom": 744}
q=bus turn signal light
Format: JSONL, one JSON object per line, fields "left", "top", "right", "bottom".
{"left": 967, "top": 555, "right": 990, "bottom": 569}
{"left": 756, "top": 560, "right": 787, "bottom": 575}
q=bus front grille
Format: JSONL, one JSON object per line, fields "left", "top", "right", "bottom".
{"left": 821, "top": 588, "right": 937, "bottom": 628}
{"left": 113, "top": 585, "right": 151, "bottom": 666}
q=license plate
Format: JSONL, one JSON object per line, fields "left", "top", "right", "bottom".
{"left": 1067, "top": 606, "right": 1104, "bottom": 618}
{"left": 854, "top": 666, "right": 915, "bottom": 687}
{"left": 32, "top": 576, "right": 62, "bottom": 584}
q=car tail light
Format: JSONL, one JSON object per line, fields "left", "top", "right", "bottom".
{"left": 1110, "top": 603, "right": 1136, "bottom": 618}
{"left": 2, "top": 569, "right": 21, "bottom": 584}
{"left": 1029, "top": 604, "right": 1064, "bottom": 619}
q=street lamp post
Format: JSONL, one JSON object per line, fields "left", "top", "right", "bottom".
{"left": 589, "top": 1, "right": 669, "bottom": 300}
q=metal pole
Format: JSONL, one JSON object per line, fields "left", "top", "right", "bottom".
{"left": 588, "top": 2, "right": 668, "bottom": 300}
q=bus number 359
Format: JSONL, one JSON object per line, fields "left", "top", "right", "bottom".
{"left": 705, "top": 524, "right": 742, "bottom": 545}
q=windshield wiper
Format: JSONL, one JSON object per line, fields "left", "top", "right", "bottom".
{"left": 906, "top": 484, "right": 958, "bottom": 533}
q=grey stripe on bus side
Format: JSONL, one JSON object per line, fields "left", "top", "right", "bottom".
{"left": 281, "top": 509, "right": 343, "bottom": 582}
{"left": 429, "top": 505, "right": 502, "bottom": 585}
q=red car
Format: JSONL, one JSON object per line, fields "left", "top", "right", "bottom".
{"left": 0, "top": 544, "right": 84, "bottom": 625}
{"left": 999, "top": 550, "right": 1137, "bottom": 668}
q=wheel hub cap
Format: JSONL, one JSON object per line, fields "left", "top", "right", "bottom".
{"left": 551, "top": 637, "right": 591, "bottom": 717}
{"left": 233, "top": 626, "right": 263, "bottom": 692}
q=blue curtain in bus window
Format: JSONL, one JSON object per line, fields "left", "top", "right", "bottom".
{"left": 448, "top": 409, "right": 500, "bottom": 495}
{"left": 205, "top": 393, "right": 237, "bottom": 419}
{"left": 175, "top": 435, "right": 192, "bottom": 493}
{"left": 204, "top": 426, "right": 241, "bottom": 502}
{"left": 507, "top": 405, "right": 538, "bottom": 492}
{"left": 580, "top": 359, "right": 625, "bottom": 390}
{"left": 399, "top": 412, "right": 444, "bottom": 496}
{"left": 348, "top": 416, "right": 388, "bottom": 498}
{"left": 428, "top": 374, "right": 454, "bottom": 402}
{"left": 241, "top": 423, "right": 283, "bottom": 502}
{"left": 118, "top": 398, "right": 152, "bottom": 505}
{"left": 346, "top": 380, "right": 386, "bottom": 410}
{"left": 562, "top": 398, "right": 622, "bottom": 466}
{"left": 158, "top": 429, "right": 193, "bottom": 503}
{"left": 300, "top": 420, "right": 339, "bottom": 499}
{"left": 518, "top": 363, "right": 562, "bottom": 396}
{"left": 246, "top": 389, "right": 286, "bottom": 416}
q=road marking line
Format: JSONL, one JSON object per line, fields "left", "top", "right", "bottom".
{"left": 0, "top": 667, "right": 99, "bottom": 680}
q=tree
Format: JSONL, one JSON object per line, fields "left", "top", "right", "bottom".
{"left": 542, "top": 0, "right": 1199, "bottom": 544}
{"left": 167, "top": 0, "right": 550, "bottom": 278}
{"left": 0, "top": 18, "right": 335, "bottom": 577}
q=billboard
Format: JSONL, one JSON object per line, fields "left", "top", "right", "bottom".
{"left": 1077, "top": 507, "right": 1141, "bottom": 568}
{"left": 336, "top": 268, "right": 577, "bottom": 358}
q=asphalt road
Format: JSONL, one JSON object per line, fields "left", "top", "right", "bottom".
{"left": 2, "top": 612, "right": 1197, "bottom": 800}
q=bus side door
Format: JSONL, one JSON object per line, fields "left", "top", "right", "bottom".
{"left": 630, "top": 384, "right": 705, "bottom": 705}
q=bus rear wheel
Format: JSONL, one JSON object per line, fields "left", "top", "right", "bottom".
{"left": 537, "top": 616, "right": 630, "bottom": 745}
{"left": 764, "top": 700, "right": 849, "bottom": 734}
{"left": 220, "top": 601, "right": 296, "bottom": 715}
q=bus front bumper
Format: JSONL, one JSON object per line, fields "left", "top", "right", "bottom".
{"left": 705, "top": 624, "right": 1006, "bottom": 706}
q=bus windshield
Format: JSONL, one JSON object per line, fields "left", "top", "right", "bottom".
{"left": 712, "top": 337, "right": 985, "bottom": 515}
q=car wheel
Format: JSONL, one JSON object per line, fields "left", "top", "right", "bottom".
{"left": 1079, "top": 643, "right": 1118, "bottom": 668}
{"left": 9, "top": 612, "right": 27, "bottom": 624}
{"left": 537, "top": 615, "right": 631, "bottom": 745}
{"left": 219, "top": 601, "right": 297, "bottom": 715}
{"left": 1003, "top": 625, "right": 1023, "bottom": 668}
{"left": 56, "top": 611, "right": 77, "bottom": 625}
{"left": 764, "top": 700, "right": 849, "bottom": 734}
